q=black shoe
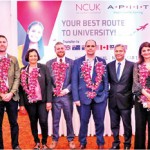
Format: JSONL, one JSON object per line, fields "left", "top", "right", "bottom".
{"left": 14, "top": 145, "right": 21, "bottom": 150}
{"left": 33, "top": 143, "right": 40, "bottom": 149}
{"left": 124, "top": 146, "right": 130, "bottom": 150}
{"left": 79, "top": 145, "right": 86, "bottom": 149}
{"left": 42, "top": 144, "right": 49, "bottom": 150}
{"left": 110, "top": 145, "right": 120, "bottom": 149}
{"left": 98, "top": 145, "right": 104, "bottom": 149}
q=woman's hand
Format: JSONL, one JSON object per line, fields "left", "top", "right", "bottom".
{"left": 20, "top": 106, "right": 25, "bottom": 111}
{"left": 19, "top": 106, "right": 27, "bottom": 115}
{"left": 147, "top": 102, "right": 150, "bottom": 108}
{"left": 142, "top": 89, "right": 150, "bottom": 101}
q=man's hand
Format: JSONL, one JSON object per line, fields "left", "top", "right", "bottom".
{"left": 46, "top": 102, "right": 52, "bottom": 111}
{"left": 142, "top": 89, "right": 150, "bottom": 101}
{"left": 1, "top": 92, "right": 13, "bottom": 102}
{"left": 74, "top": 101, "right": 81, "bottom": 106}
{"left": 58, "top": 89, "right": 69, "bottom": 97}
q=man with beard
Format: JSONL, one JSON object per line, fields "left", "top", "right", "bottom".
{"left": 46, "top": 42, "right": 75, "bottom": 149}
{"left": 0, "top": 35, "right": 21, "bottom": 149}
{"left": 72, "top": 39, "right": 108, "bottom": 149}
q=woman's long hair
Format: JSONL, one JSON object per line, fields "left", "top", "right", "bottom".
{"left": 138, "top": 42, "right": 150, "bottom": 64}
{"left": 22, "top": 21, "right": 44, "bottom": 66}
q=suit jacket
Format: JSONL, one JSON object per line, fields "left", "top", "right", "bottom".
{"left": 0, "top": 54, "right": 20, "bottom": 101}
{"left": 19, "top": 63, "right": 52, "bottom": 106}
{"left": 46, "top": 57, "right": 74, "bottom": 101}
{"left": 72, "top": 55, "right": 109, "bottom": 105}
{"left": 107, "top": 60, "right": 134, "bottom": 109}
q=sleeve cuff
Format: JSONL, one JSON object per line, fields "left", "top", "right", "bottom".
{"left": 64, "top": 88, "right": 69, "bottom": 94}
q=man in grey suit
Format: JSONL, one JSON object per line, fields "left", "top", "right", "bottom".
{"left": 107, "top": 44, "right": 134, "bottom": 150}
{"left": 46, "top": 42, "right": 75, "bottom": 149}
{"left": 0, "top": 35, "right": 21, "bottom": 149}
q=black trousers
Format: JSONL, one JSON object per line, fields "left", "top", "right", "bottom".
{"left": 109, "top": 106, "right": 132, "bottom": 148}
{"left": 25, "top": 102, "right": 48, "bottom": 145}
{"left": 0, "top": 100, "right": 19, "bottom": 149}
{"left": 134, "top": 98, "right": 150, "bottom": 149}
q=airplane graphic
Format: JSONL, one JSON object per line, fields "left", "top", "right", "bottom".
{"left": 136, "top": 23, "right": 149, "bottom": 31}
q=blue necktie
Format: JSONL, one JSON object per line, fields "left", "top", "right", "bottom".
{"left": 116, "top": 62, "right": 121, "bottom": 80}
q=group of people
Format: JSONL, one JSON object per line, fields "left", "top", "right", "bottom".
{"left": 1, "top": 33, "right": 150, "bottom": 150}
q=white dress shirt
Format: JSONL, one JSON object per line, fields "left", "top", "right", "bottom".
{"left": 115, "top": 59, "right": 126, "bottom": 80}
{"left": 56, "top": 56, "right": 69, "bottom": 94}
{"left": 85, "top": 56, "right": 95, "bottom": 77}
{"left": 57, "top": 56, "right": 65, "bottom": 63}
{"left": 0, "top": 53, "right": 9, "bottom": 88}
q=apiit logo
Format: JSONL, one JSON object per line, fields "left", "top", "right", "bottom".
{"left": 108, "top": 4, "right": 149, "bottom": 10}
{"left": 76, "top": 3, "right": 101, "bottom": 12}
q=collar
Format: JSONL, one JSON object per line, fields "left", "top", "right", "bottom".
{"left": 0, "top": 53, "right": 8, "bottom": 59}
{"left": 116, "top": 59, "right": 126, "bottom": 65}
{"left": 57, "top": 56, "right": 65, "bottom": 63}
{"left": 85, "top": 55, "right": 95, "bottom": 62}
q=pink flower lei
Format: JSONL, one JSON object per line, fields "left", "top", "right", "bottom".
{"left": 20, "top": 67, "right": 40, "bottom": 103}
{"left": 52, "top": 61, "right": 69, "bottom": 96}
{"left": 138, "top": 64, "right": 150, "bottom": 105}
{"left": 0, "top": 57, "right": 11, "bottom": 94}
{"left": 81, "top": 58, "right": 106, "bottom": 99}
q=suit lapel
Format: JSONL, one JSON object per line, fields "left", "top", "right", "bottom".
{"left": 51, "top": 58, "right": 57, "bottom": 82}
{"left": 92, "top": 57, "right": 97, "bottom": 82}
{"left": 37, "top": 63, "right": 41, "bottom": 82}
{"left": 120, "top": 60, "right": 127, "bottom": 81}
{"left": 65, "top": 57, "right": 69, "bottom": 83}
{"left": 7, "top": 54, "right": 12, "bottom": 77}
{"left": 111, "top": 61, "right": 118, "bottom": 82}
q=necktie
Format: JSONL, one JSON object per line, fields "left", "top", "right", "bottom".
{"left": 60, "top": 58, "right": 62, "bottom": 63}
{"left": 116, "top": 62, "right": 121, "bottom": 80}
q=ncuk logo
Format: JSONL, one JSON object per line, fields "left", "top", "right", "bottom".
{"left": 75, "top": 3, "right": 101, "bottom": 13}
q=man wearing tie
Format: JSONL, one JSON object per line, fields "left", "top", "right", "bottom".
{"left": 72, "top": 39, "right": 109, "bottom": 149}
{"left": 107, "top": 44, "right": 134, "bottom": 149}
{"left": 46, "top": 42, "right": 75, "bottom": 149}
{"left": 0, "top": 35, "right": 21, "bottom": 149}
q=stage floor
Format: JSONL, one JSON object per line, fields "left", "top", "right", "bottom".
{"left": 3, "top": 111, "right": 135, "bottom": 149}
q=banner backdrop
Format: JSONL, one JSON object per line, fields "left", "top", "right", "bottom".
{"left": 17, "top": 0, "right": 150, "bottom": 136}
{"left": 18, "top": 1, "right": 150, "bottom": 65}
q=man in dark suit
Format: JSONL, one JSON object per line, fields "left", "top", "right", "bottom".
{"left": 107, "top": 44, "right": 134, "bottom": 149}
{"left": 46, "top": 42, "right": 75, "bottom": 149}
{"left": 72, "top": 39, "right": 109, "bottom": 149}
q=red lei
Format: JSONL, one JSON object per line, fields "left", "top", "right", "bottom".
{"left": 0, "top": 57, "right": 11, "bottom": 94}
{"left": 81, "top": 59, "right": 105, "bottom": 99}
{"left": 20, "top": 67, "right": 40, "bottom": 103}
{"left": 139, "top": 63, "right": 150, "bottom": 103}
{"left": 51, "top": 61, "right": 69, "bottom": 96}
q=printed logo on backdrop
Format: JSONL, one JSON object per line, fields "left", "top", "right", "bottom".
{"left": 108, "top": 4, "right": 149, "bottom": 14}
{"left": 64, "top": 44, "right": 128, "bottom": 51}
{"left": 75, "top": 3, "right": 101, "bottom": 14}
{"left": 108, "top": 4, "right": 149, "bottom": 10}
{"left": 65, "top": 45, "right": 71, "bottom": 50}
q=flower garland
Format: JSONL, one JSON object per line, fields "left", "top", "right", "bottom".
{"left": 0, "top": 57, "right": 11, "bottom": 94}
{"left": 20, "top": 67, "right": 40, "bottom": 103}
{"left": 80, "top": 59, "right": 105, "bottom": 99}
{"left": 138, "top": 63, "right": 150, "bottom": 109}
{"left": 51, "top": 61, "right": 69, "bottom": 96}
